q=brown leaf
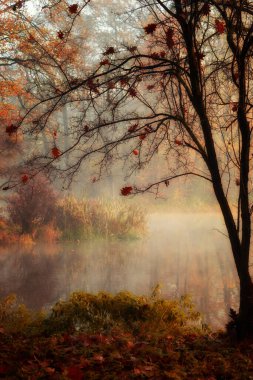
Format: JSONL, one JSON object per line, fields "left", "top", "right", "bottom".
{"left": 215, "top": 19, "right": 225, "bottom": 34}
{"left": 68, "top": 4, "right": 78, "bottom": 14}
{"left": 52, "top": 146, "right": 61, "bottom": 158}
{"left": 166, "top": 28, "right": 174, "bottom": 49}
{"left": 66, "top": 366, "right": 83, "bottom": 380}
{"left": 57, "top": 31, "right": 64, "bottom": 40}
{"left": 144, "top": 23, "right": 157, "bottom": 34}
{"left": 121, "top": 186, "right": 133, "bottom": 196}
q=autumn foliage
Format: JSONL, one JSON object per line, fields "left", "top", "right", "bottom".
{"left": 7, "top": 176, "right": 57, "bottom": 234}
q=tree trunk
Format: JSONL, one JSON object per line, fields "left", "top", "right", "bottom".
{"left": 237, "top": 275, "right": 253, "bottom": 340}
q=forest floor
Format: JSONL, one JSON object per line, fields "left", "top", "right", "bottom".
{"left": 1, "top": 292, "right": 253, "bottom": 379}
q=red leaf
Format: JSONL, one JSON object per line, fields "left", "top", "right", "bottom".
{"left": 144, "top": 23, "right": 157, "bottom": 34}
{"left": 93, "top": 354, "right": 104, "bottom": 363}
{"left": 166, "top": 28, "right": 174, "bottom": 49}
{"left": 175, "top": 139, "right": 183, "bottom": 146}
{"left": 100, "top": 59, "right": 110, "bottom": 66}
{"left": 87, "top": 79, "right": 99, "bottom": 94}
{"left": 147, "top": 84, "right": 155, "bottom": 91}
{"left": 164, "top": 180, "right": 169, "bottom": 187}
{"left": 128, "top": 46, "right": 137, "bottom": 53}
{"left": 0, "top": 365, "right": 10, "bottom": 375}
{"left": 68, "top": 4, "right": 78, "bottom": 14}
{"left": 6, "top": 124, "right": 18, "bottom": 136}
{"left": 139, "top": 133, "right": 146, "bottom": 140}
{"left": 128, "top": 124, "right": 138, "bottom": 133}
{"left": 21, "top": 174, "right": 29, "bottom": 184}
{"left": 202, "top": 3, "right": 210, "bottom": 16}
{"left": 53, "top": 130, "right": 57, "bottom": 137}
{"left": 233, "top": 72, "right": 239, "bottom": 81}
{"left": 57, "top": 31, "right": 64, "bottom": 40}
{"left": 197, "top": 52, "right": 205, "bottom": 61}
{"left": 128, "top": 88, "right": 137, "bottom": 97}
{"left": 103, "top": 47, "right": 115, "bottom": 55}
{"left": 121, "top": 186, "right": 133, "bottom": 196}
{"left": 144, "top": 125, "right": 153, "bottom": 133}
{"left": 127, "top": 340, "right": 135, "bottom": 349}
{"left": 107, "top": 81, "right": 115, "bottom": 89}
{"left": 44, "top": 367, "right": 55, "bottom": 375}
{"left": 160, "top": 51, "right": 166, "bottom": 58}
{"left": 231, "top": 102, "right": 238, "bottom": 112}
{"left": 150, "top": 52, "right": 160, "bottom": 59}
{"left": 66, "top": 366, "right": 83, "bottom": 380}
{"left": 133, "top": 149, "right": 139, "bottom": 155}
{"left": 12, "top": 1, "right": 23, "bottom": 11}
{"left": 215, "top": 19, "right": 225, "bottom": 34}
{"left": 120, "top": 78, "right": 129, "bottom": 86}
{"left": 52, "top": 146, "right": 61, "bottom": 158}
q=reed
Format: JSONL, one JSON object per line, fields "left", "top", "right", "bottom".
{"left": 55, "top": 196, "right": 146, "bottom": 241}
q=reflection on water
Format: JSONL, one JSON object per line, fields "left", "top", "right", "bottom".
{"left": 0, "top": 213, "right": 240, "bottom": 328}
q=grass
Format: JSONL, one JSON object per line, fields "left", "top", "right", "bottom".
{"left": 0, "top": 291, "right": 253, "bottom": 379}
{"left": 0, "top": 196, "right": 146, "bottom": 244}
{"left": 55, "top": 196, "right": 146, "bottom": 241}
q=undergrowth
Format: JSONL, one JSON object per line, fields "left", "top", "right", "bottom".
{"left": 1, "top": 292, "right": 253, "bottom": 379}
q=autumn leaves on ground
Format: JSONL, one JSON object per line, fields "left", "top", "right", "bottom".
{"left": 0, "top": 292, "right": 253, "bottom": 380}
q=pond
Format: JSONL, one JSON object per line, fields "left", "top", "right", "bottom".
{"left": 0, "top": 212, "right": 241, "bottom": 328}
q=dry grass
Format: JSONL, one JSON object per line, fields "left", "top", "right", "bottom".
{"left": 55, "top": 196, "right": 146, "bottom": 241}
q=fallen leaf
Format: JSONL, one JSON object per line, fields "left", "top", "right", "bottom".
{"left": 66, "top": 366, "right": 83, "bottom": 380}
{"left": 21, "top": 174, "right": 29, "bottom": 184}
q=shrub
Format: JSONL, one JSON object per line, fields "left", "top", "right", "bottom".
{"left": 0, "top": 291, "right": 201, "bottom": 337}
{"left": 46, "top": 291, "right": 201, "bottom": 334}
{"left": 0, "top": 294, "right": 44, "bottom": 334}
{"left": 7, "top": 175, "right": 57, "bottom": 234}
{"left": 34, "top": 223, "right": 61, "bottom": 243}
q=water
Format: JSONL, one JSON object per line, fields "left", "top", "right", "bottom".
{"left": 0, "top": 213, "right": 240, "bottom": 328}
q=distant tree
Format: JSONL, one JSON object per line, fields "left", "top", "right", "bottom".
{"left": 7, "top": 175, "right": 57, "bottom": 234}
{"left": 2, "top": 0, "right": 253, "bottom": 339}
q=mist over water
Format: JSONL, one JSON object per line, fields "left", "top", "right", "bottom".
{"left": 0, "top": 212, "right": 240, "bottom": 328}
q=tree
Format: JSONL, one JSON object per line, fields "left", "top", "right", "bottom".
{"left": 7, "top": 175, "right": 57, "bottom": 234}
{"left": 2, "top": 0, "right": 253, "bottom": 338}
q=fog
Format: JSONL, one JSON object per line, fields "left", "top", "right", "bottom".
{"left": 0, "top": 211, "right": 242, "bottom": 329}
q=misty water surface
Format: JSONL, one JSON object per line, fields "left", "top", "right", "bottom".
{"left": 0, "top": 213, "right": 241, "bottom": 328}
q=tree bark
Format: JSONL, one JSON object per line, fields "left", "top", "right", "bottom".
{"left": 237, "top": 274, "right": 253, "bottom": 340}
